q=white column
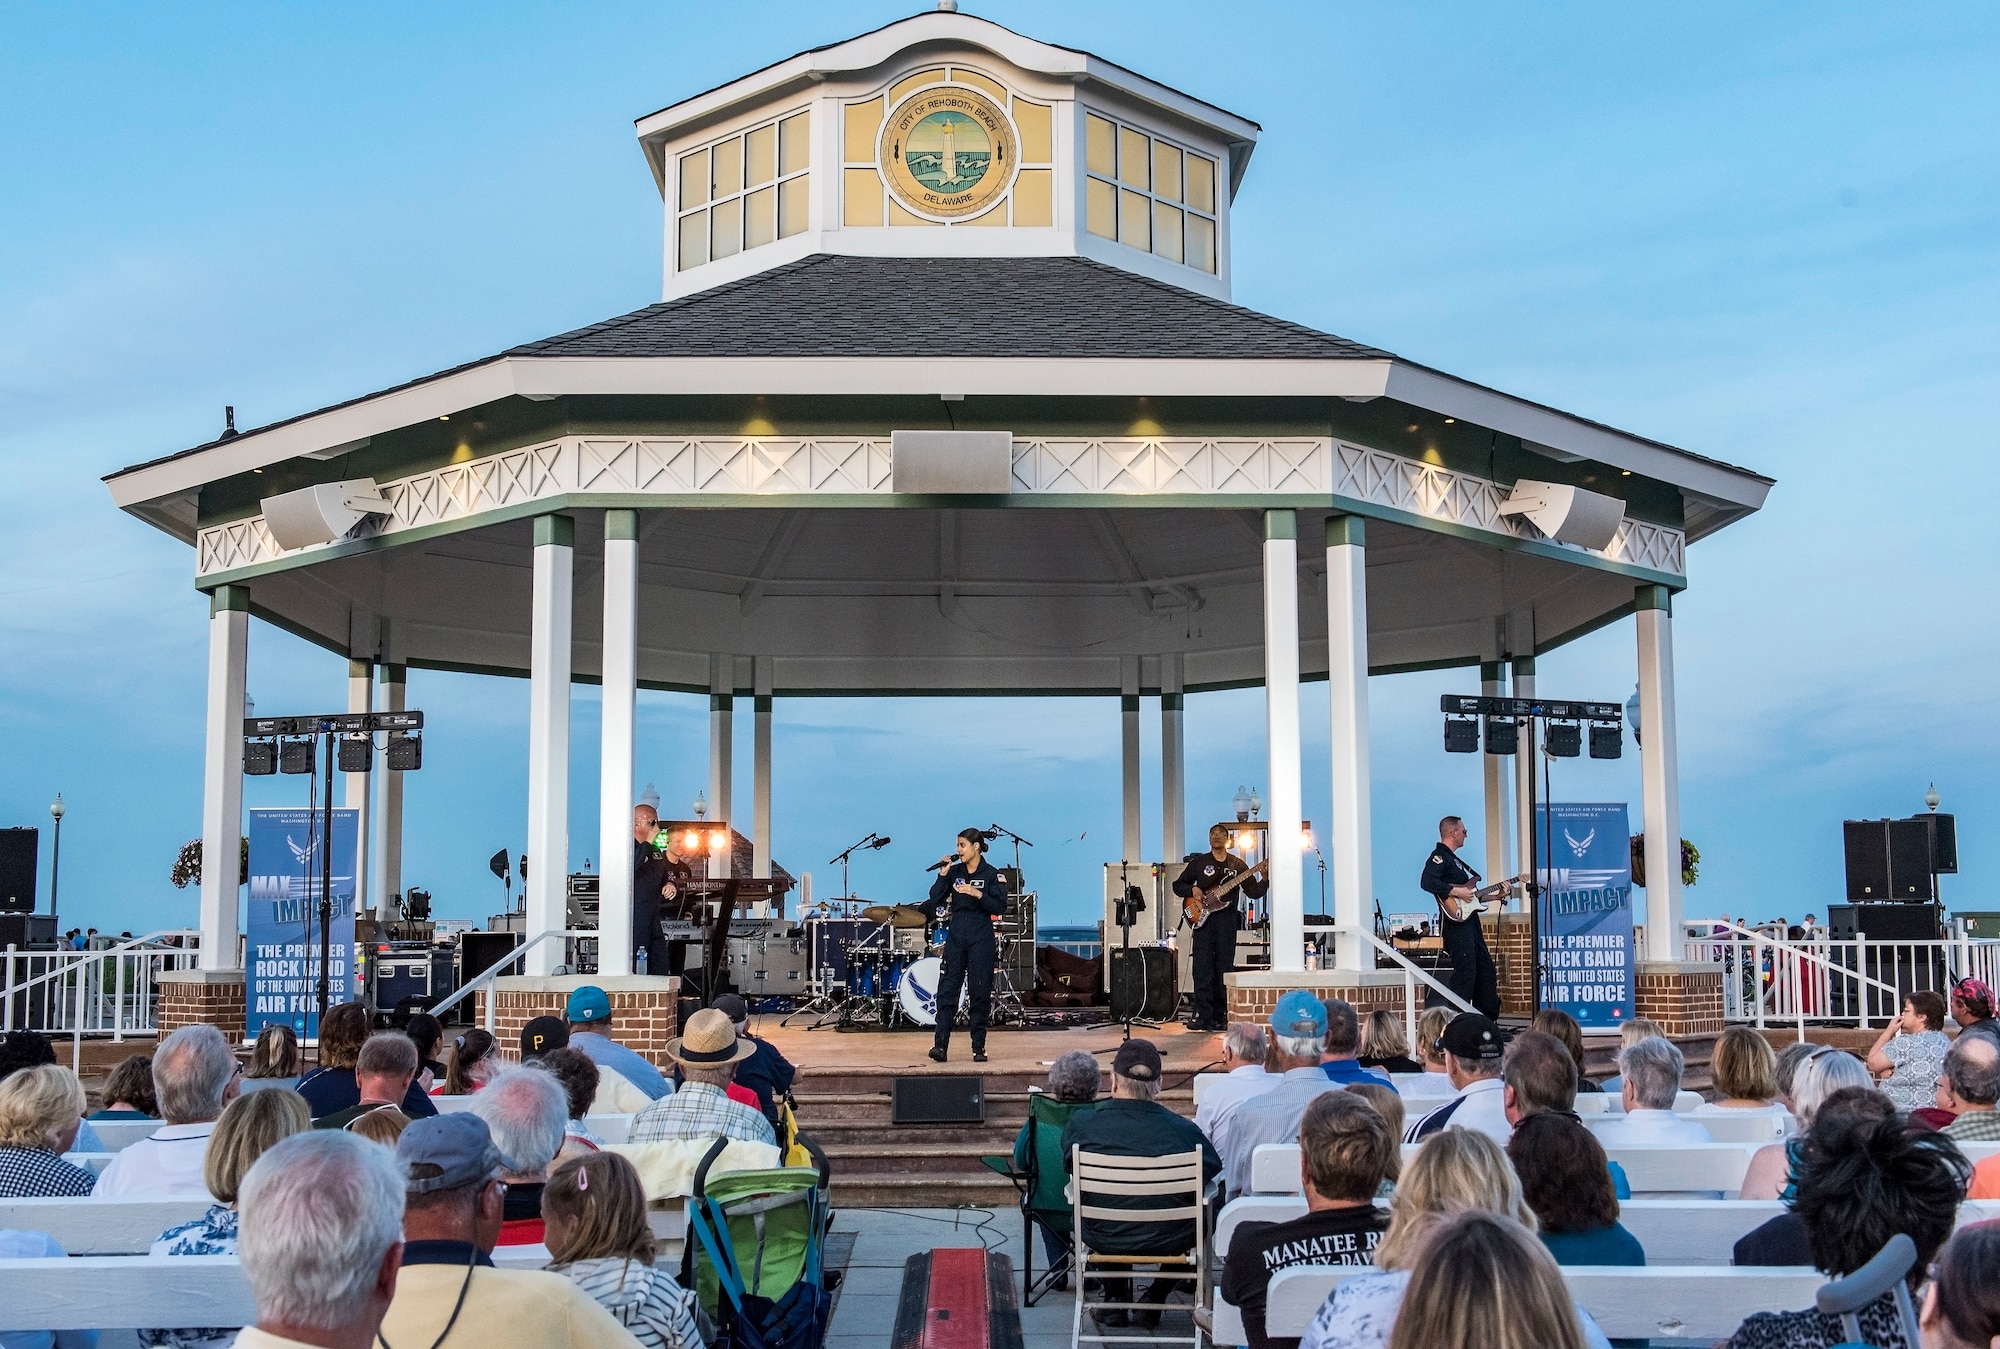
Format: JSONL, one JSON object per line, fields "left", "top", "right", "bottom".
{"left": 199, "top": 587, "right": 249, "bottom": 972}
{"left": 525, "top": 515, "right": 574, "bottom": 976}
{"left": 596, "top": 510, "right": 638, "bottom": 976}
{"left": 1160, "top": 654, "right": 1185, "bottom": 862}
{"left": 1636, "top": 586, "right": 1685, "bottom": 962}
{"left": 1121, "top": 658, "right": 1142, "bottom": 861}
{"left": 1481, "top": 660, "right": 1514, "bottom": 883}
{"left": 374, "top": 665, "right": 406, "bottom": 913}
{"left": 1325, "top": 515, "right": 1373, "bottom": 972}
{"left": 753, "top": 657, "right": 774, "bottom": 881}
{"left": 709, "top": 655, "right": 734, "bottom": 877}
{"left": 345, "top": 660, "right": 373, "bottom": 920}
{"left": 1264, "top": 510, "right": 1305, "bottom": 972}
{"left": 1513, "top": 655, "right": 1538, "bottom": 895}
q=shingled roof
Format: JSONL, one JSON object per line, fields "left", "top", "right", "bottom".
{"left": 507, "top": 253, "right": 1391, "bottom": 361}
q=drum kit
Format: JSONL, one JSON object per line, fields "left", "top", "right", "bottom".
{"left": 785, "top": 898, "right": 976, "bottom": 1030}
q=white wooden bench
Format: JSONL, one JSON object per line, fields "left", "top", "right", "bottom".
{"left": 1247, "top": 1141, "right": 1764, "bottom": 1196}
{"left": 430, "top": 1098, "right": 636, "bottom": 1143}
{"left": 0, "top": 1196, "right": 211, "bottom": 1254}
{"left": 83, "top": 1119, "right": 162, "bottom": 1153}
{"left": 61, "top": 1153, "right": 115, "bottom": 1176}
{"left": 1586, "top": 1110, "right": 1794, "bottom": 1144}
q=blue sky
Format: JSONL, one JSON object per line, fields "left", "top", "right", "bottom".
{"left": 2, "top": 2, "right": 1995, "bottom": 940}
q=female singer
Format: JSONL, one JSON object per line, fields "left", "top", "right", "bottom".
{"left": 925, "top": 828, "right": 1010, "bottom": 1063}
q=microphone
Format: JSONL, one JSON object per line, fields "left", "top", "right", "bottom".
{"left": 924, "top": 856, "right": 956, "bottom": 873}
{"left": 869, "top": 836, "right": 892, "bottom": 849}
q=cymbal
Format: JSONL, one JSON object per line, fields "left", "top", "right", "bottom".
{"left": 862, "top": 903, "right": 929, "bottom": 928}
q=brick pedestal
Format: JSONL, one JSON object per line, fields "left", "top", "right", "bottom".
{"left": 476, "top": 974, "right": 680, "bottom": 1067}
{"left": 1635, "top": 960, "right": 1725, "bottom": 1035}
{"left": 1484, "top": 913, "right": 1535, "bottom": 1017}
{"left": 156, "top": 969, "right": 247, "bottom": 1043}
{"left": 1225, "top": 969, "right": 1411, "bottom": 1024}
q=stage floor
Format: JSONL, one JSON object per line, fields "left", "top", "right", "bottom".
{"left": 744, "top": 1010, "right": 1225, "bottom": 1080}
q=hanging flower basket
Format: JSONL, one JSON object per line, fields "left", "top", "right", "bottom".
{"left": 171, "top": 837, "right": 249, "bottom": 889}
{"left": 1629, "top": 834, "right": 1700, "bottom": 888}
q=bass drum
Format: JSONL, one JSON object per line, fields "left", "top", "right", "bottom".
{"left": 896, "top": 955, "right": 968, "bottom": 1027}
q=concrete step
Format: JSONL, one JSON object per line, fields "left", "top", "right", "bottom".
{"left": 829, "top": 1172, "right": 1017, "bottom": 1208}
{"left": 820, "top": 1142, "right": 1016, "bottom": 1177}
{"left": 808, "top": 1119, "right": 1026, "bottom": 1146}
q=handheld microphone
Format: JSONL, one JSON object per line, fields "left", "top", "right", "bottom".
{"left": 869, "top": 836, "right": 892, "bottom": 849}
{"left": 924, "top": 856, "right": 956, "bottom": 873}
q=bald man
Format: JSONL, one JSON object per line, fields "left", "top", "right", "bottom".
{"left": 632, "top": 805, "right": 674, "bottom": 976}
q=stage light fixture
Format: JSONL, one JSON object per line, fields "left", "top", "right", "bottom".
{"left": 1483, "top": 717, "right": 1518, "bottom": 756}
{"left": 244, "top": 740, "right": 277, "bottom": 775}
{"left": 279, "top": 738, "right": 317, "bottom": 775}
{"left": 386, "top": 732, "right": 422, "bottom": 771}
{"left": 337, "top": 734, "right": 373, "bottom": 773}
{"left": 1544, "top": 721, "right": 1582, "bottom": 758}
{"left": 1444, "top": 716, "right": 1480, "bottom": 753}
{"left": 684, "top": 830, "right": 701, "bottom": 850}
{"left": 1589, "top": 723, "right": 1623, "bottom": 759}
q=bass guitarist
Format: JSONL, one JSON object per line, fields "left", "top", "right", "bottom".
{"left": 1421, "top": 815, "right": 1503, "bottom": 1019}
{"left": 1174, "top": 825, "right": 1269, "bottom": 1032}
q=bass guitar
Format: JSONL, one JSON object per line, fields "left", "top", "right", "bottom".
{"left": 1438, "top": 874, "right": 1529, "bottom": 923}
{"left": 1181, "top": 860, "right": 1271, "bottom": 931}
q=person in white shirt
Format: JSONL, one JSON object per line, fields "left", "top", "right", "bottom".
{"left": 1218, "top": 991, "right": 1339, "bottom": 1198}
{"left": 1405, "top": 1013, "right": 1511, "bottom": 1146}
{"left": 1195, "top": 1023, "right": 1277, "bottom": 1143}
{"left": 95, "top": 1023, "right": 240, "bottom": 1199}
{"left": 1591, "top": 1037, "right": 1714, "bottom": 1146}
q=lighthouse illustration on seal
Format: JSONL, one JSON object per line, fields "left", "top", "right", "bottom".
{"left": 938, "top": 116, "right": 958, "bottom": 186}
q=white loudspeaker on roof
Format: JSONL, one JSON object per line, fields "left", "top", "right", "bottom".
{"left": 1497, "top": 479, "right": 1626, "bottom": 552}
{"left": 260, "top": 479, "right": 394, "bottom": 551}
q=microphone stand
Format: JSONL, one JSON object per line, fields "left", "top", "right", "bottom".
{"left": 827, "top": 831, "right": 886, "bottom": 909}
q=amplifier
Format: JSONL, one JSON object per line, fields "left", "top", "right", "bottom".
{"left": 892, "top": 1074, "right": 985, "bottom": 1124}
{"left": 727, "top": 930, "right": 809, "bottom": 994}
{"left": 1109, "top": 946, "right": 1178, "bottom": 1021}
{"left": 0, "top": 913, "right": 56, "bottom": 951}
{"left": 0, "top": 829, "right": 36, "bottom": 913}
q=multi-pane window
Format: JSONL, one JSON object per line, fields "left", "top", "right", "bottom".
{"left": 1083, "top": 112, "right": 1217, "bottom": 274}
{"left": 677, "top": 110, "right": 810, "bottom": 272}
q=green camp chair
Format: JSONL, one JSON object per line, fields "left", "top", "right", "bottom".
{"left": 982, "top": 1091, "right": 1093, "bottom": 1306}
{"left": 685, "top": 1137, "right": 833, "bottom": 1349}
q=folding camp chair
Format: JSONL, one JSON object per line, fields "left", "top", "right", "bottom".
{"left": 1069, "top": 1146, "right": 1208, "bottom": 1349}
{"left": 1815, "top": 1233, "right": 1922, "bottom": 1349}
{"left": 686, "top": 1137, "right": 834, "bottom": 1349}
{"left": 980, "top": 1091, "right": 1090, "bottom": 1305}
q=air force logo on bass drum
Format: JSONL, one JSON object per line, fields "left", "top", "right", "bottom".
{"left": 880, "top": 86, "right": 1017, "bottom": 220}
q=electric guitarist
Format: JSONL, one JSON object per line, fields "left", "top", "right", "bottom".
{"left": 1173, "top": 825, "right": 1270, "bottom": 1032}
{"left": 1421, "top": 815, "right": 1504, "bottom": 1019}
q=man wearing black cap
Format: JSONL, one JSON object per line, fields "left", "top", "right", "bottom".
{"left": 520, "top": 1016, "right": 570, "bottom": 1061}
{"left": 1406, "top": 1013, "right": 1511, "bottom": 1144}
{"left": 706, "top": 994, "right": 794, "bottom": 1124}
{"left": 1061, "top": 1039, "right": 1220, "bottom": 1330}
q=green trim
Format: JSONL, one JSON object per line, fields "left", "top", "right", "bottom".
{"left": 1635, "top": 583, "right": 1673, "bottom": 613}
{"left": 1162, "top": 691, "right": 1184, "bottom": 712}
{"left": 207, "top": 584, "right": 250, "bottom": 615}
{"left": 754, "top": 694, "right": 773, "bottom": 713}
{"left": 382, "top": 663, "right": 408, "bottom": 684}
{"left": 710, "top": 693, "right": 732, "bottom": 711}
{"left": 348, "top": 659, "right": 372, "bottom": 679}
{"left": 1511, "top": 654, "right": 1537, "bottom": 677}
{"left": 1263, "top": 508, "right": 1297, "bottom": 541}
{"left": 603, "top": 508, "right": 639, "bottom": 542}
{"left": 533, "top": 513, "right": 575, "bottom": 548}
{"left": 1479, "top": 660, "right": 1503, "bottom": 682}
{"left": 1121, "top": 694, "right": 1140, "bottom": 713}
{"left": 1325, "top": 514, "right": 1365, "bottom": 548}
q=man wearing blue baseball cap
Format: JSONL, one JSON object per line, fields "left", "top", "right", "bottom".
{"left": 1216, "top": 990, "right": 1342, "bottom": 1199}
{"left": 564, "top": 986, "right": 673, "bottom": 1110}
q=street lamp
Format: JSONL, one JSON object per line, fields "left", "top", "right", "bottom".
{"left": 1626, "top": 686, "right": 1643, "bottom": 748}
{"left": 1926, "top": 783, "right": 1942, "bottom": 812}
{"left": 48, "top": 793, "right": 64, "bottom": 940}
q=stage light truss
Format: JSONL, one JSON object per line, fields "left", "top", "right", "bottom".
{"left": 242, "top": 710, "right": 426, "bottom": 776}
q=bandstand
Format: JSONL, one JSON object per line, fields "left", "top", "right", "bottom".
{"left": 105, "top": 5, "right": 1771, "bottom": 1044}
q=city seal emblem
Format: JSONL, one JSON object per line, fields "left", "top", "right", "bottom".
{"left": 880, "top": 84, "right": 1017, "bottom": 220}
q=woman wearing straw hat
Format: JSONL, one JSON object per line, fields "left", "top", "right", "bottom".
{"left": 628, "top": 1010, "right": 776, "bottom": 1146}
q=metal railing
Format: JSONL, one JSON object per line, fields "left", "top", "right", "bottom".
{"left": 1684, "top": 919, "right": 2000, "bottom": 1031}
{"left": 426, "top": 930, "right": 594, "bottom": 1034}
{"left": 1349, "top": 928, "right": 1477, "bottom": 1043}
{"left": 1, "top": 931, "right": 202, "bottom": 1068}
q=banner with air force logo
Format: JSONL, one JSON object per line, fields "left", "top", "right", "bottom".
{"left": 247, "top": 807, "right": 361, "bottom": 1038}
{"left": 1534, "top": 802, "right": 1634, "bottom": 1026}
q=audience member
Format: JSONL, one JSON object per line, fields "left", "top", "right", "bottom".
{"left": 406, "top": 1013, "right": 448, "bottom": 1089}
{"left": 1318, "top": 999, "right": 1391, "bottom": 1088}
{"left": 240, "top": 1025, "right": 302, "bottom": 1093}
{"left": 232, "top": 1131, "right": 404, "bottom": 1349}
{"left": 1918, "top": 1222, "right": 2000, "bottom": 1349}
{"left": 1508, "top": 1112, "right": 1643, "bottom": 1266}
{"left": 471, "top": 1066, "right": 570, "bottom": 1245}
{"left": 566, "top": 987, "right": 673, "bottom": 1109}
{"left": 1739, "top": 1050, "right": 1873, "bottom": 1200}
{"left": 521, "top": 1016, "right": 571, "bottom": 1061}
{"left": 543, "top": 1046, "right": 605, "bottom": 1162}
{"left": 1220, "top": 992, "right": 1339, "bottom": 1197}
{"left": 1298, "top": 1129, "right": 1613, "bottom": 1349}
{"left": 1356, "top": 1012, "right": 1423, "bottom": 1076}
{"left": 0, "top": 1065, "right": 95, "bottom": 1197}
{"left": 0, "top": 1031, "right": 108, "bottom": 1152}
{"left": 1951, "top": 978, "right": 1998, "bottom": 1042}
{"left": 1500, "top": 1030, "right": 1629, "bottom": 1198}
{"left": 312, "top": 1034, "right": 420, "bottom": 1130}
{"left": 0, "top": 1227, "right": 97, "bottom": 1349}
{"left": 1726, "top": 1091, "right": 1968, "bottom": 1348}
{"left": 1530, "top": 1010, "right": 1602, "bottom": 1093}
{"left": 702, "top": 995, "right": 795, "bottom": 1124}
{"left": 439, "top": 1029, "right": 500, "bottom": 1097}
{"left": 1222, "top": 1092, "right": 1395, "bottom": 1349}
{"left": 382, "top": 1113, "right": 643, "bottom": 1349}
{"left": 1594, "top": 1017, "right": 1663, "bottom": 1097}
{"left": 1385, "top": 1210, "right": 1591, "bottom": 1349}
{"left": 628, "top": 1010, "right": 775, "bottom": 1147}
{"left": 1414, "top": 1008, "right": 1452, "bottom": 1076}
{"left": 1591, "top": 1038, "right": 1712, "bottom": 1146}
{"left": 90, "top": 1055, "right": 157, "bottom": 1119}
{"left": 1772, "top": 1041, "right": 1824, "bottom": 1112}
{"left": 1196, "top": 1023, "right": 1276, "bottom": 1140}
{"left": 1013, "top": 1048, "right": 1100, "bottom": 1271}
{"left": 1062, "top": 1039, "right": 1220, "bottom": 1330}
{"left": 298, "top": 1004, "right": 436, "bottom": 1120}
{"left": 1939, "top": 1034, "right": 2000, "bottom": 1141}
{"left": 1406, "top": 1014, "right": 1509, "bottom": 1144}
{"left": 544, "top": 1152, "right": 704, "bottom": 1349}
{"left": 1342, "top": 1082, "right": 1405, "bottom": 1181}
{"left": 346, "top": 1107, "right": 412, "bottom": 1148}
{"left": 1866, "top": 993, "right": 1950, "bottom": 1112}
{"left": 142, "top": 1088, "right": 312, "bottom": 1349}
{"left": 95, "top": 1024, "right": 240, "bottom": 1198}
{"left": 1694, "top": 1027, "right": 1784, "bottom": 1115}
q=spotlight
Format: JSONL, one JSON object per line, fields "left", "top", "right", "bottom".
{"left": 386, "top": 732, "right": 422, "bottom": 771}
{"left": 279, "top": 738, "right": 317, "bottom": 775}
{"left": 1589, "top": 723, "right": 1623, "bottom": 760}
{"left": 1444, "top": 717, "right": 1479, "bottom": 753}
{"left": 684, "top": 830, "right": 701, "bottom": 850}
{"left": 1483, "top": 717, "right": 1518, "bottom": 756}
{"left": 1544, "top": 722, "right": 1582, "bottom": 758}
{"left": 337, "top": 735, "right": 373, "bottom": 773}
{"left": 244, "top": 740, "right": 277, "bottom": 776}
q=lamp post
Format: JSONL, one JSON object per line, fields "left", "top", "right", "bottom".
{"left": 48, "top": 794, "right": 64, "bottom": 940}
{"left": 1926, "top": 783, "right": 1941, "bottom": 811}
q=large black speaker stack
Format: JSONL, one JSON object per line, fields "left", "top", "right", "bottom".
{"left": 0, "top": 829, "right": 37, "bottom": 913}
{"left": 1843, "top": 815, "right": 1957, "bottom": 902}
{"left": 1826, "top": 902, "right": 1946, "bottom": 1021}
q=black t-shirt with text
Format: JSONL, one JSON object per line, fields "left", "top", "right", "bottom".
{"left": 1222, "top": 1206, "right": 1387, "bottom": 1349}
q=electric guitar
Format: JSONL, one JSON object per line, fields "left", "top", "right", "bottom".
{"left": 1438, "top": 874, "right": 1530, "bottom": 923}
{"left": 1181, "top": 861, "right": 1271, "bottom": 930}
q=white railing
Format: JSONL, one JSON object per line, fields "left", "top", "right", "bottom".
{"left": 1, "top": 931, "right": 202, "bottom": 1068}
{"left": 1351, "top": 928, "right": 1477, "bottom": 1043}
{"left": 1684, "top": 920, "right": 2000, "bottom": 1031}
{"left": 425, "top": 930, "right": 594, "bottom": 1034}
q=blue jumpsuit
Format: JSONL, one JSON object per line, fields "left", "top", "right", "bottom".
{"left": 925, "top": 858, "right": 1009, "bottom": 1054}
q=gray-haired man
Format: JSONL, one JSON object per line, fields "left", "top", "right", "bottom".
{"left": 95, "top": 1023, "right": 240, "bottom": 1198}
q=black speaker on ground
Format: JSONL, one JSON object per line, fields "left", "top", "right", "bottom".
{"left": 459, "top": 931, "right": 522, "bottom": 983}
{"left": 0, "top": 829, "right": 36, "bottom": 913}
{"left": 1109, "top": 946, "right": 1177, "bottom": 1021}
{"left": 892, "top": 1075, "right": 985, "bottom": 1124}
{"left": 1826, "top": 903, "right": 1945, "bottom": 1021}
{"left": 0, "top": 913, "right": 56, "bottom": 950}
{"left": 1925, "top": 814, "right": 1960, "bottom": 874}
